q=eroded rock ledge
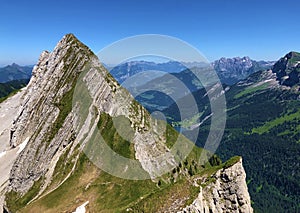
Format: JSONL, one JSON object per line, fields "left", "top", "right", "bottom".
{"left": 179, "top": 158, "right": 253, "bottom": 213}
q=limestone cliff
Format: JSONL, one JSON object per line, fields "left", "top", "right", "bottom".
{"left": 179, "top": 158, "right": 253, "bottom": 213}
{"left": 7, "top": 33, "right": 183, "bottom": 194}
{"left": 2, "top": 34, "right": 253, "bottom": 212}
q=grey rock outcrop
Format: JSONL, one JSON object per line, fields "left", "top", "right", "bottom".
{"left": 213, "top": 56, "right": 273, "bottom": 85}
{"left": 7, "top": 34, "right": 178, "bottom": 193}
{"left": 272, "top": 51, "right": 300, "bottom": 88}
{"left": 8, "top": 34, "right": 93, "bottom": 193}
{"left": 179, "top": 158, "right": 253, "bottom": 213}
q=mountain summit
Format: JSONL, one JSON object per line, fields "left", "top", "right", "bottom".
{"left": 213, "top": 56, "right": 274, "bottom": 85}
{"left": 272, "top": 51, "right": 300, "bottom": 88}
{"left": 0, "top": 34, "right": 252, "bottom": 212}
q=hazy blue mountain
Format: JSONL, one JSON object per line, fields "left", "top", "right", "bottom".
{"left": 125, "top": 57, "right": 273, "bottom": 113}
{"left": 109, "top": 57, "right": 274, "bottom": 87}
{"left": 132, "top": 66, "right": 215, "bottom": 112}
{"left": 109, "top": 61, "right": 187, "bottom": 84}
{"left": 0, "top": 63, "right": 33, "bottom": 83}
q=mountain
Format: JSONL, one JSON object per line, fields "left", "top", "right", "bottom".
{"left": 272, "top": 51, "right": 300, "bottom": 88}
{"left": 109, "top": 57, "right": 274, "bottom": 88}
{"left": 110, "top": 60, "right": 187, "bottom": 83}
{"left": 132, "top": 67, "right": 209, "bottom": 112}
{"left": 163, "top": 53, "right": 300, "bottom": 212}
{"left": 212, "top": 56, "right": 274, "bottom": 85}
{"left": 0, "top": 63, "right": 33, "bottom": 83}
{"left": 0, "top": 34, "right": 253, "bottom": 212}
{"left": 111, "top": 57, "right": 273, "bottom": 114}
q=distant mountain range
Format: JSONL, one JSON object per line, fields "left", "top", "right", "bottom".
{"left": 0, "top": 63, "right": 33, "bottom": 83}
{"left": 109, "top": 57, "right": 275, "bottom": 86}
{"left": 109, "top": 61, "right": 187, "bottom": 84}
{"left": 107, "top": 57, "right": 274, "bottom": 112}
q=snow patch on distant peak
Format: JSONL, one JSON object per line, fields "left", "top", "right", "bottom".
{"left": 73, "top": 201, "right": 89, "bottom": 213}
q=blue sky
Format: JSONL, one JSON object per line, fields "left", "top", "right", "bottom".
{"left": 1, "top": 0, "right": 299, "bottom": 66}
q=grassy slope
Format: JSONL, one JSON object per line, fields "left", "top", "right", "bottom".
{"left": 251, "top": 109, "right": 300, "bottom": 135}
{"left": 11, "top": 110, "right": 234, "bottom": 213}
{"left": 20, "top": 154, "right": 237, "bottom": 213}
{"left": 234, "top": 82, "right": 270, "bottom": 99}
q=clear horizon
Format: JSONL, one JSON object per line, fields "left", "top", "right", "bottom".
{"left": 1, "top": 0, "right": 299, "bottom": 66}
{"left": 0, "top": 55, "right": 280, "bottom": 68}
{"left": 0, "top": 54, "right": 290, "bottom": 68}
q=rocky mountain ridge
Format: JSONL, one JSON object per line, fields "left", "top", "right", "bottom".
{"left": 1, "top": 34, "right": 252, "bottom": 212}
{"left": 272, "top": 51, "right": 300, "bottom": 89}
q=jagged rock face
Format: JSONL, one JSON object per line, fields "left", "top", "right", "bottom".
{"left": 213, "top": 57, "right": 255, "bottom": 85}
{"left": 8, "top": 34, "right": 94, "bottom": 192}
{"left": 236, "top": 69, "right": 281, "bottom": 89}
{"left": 7, "top": 34, "right": 178, "bottom": 193}
{"left": 212, "top": 57, "right": 273, "bottom": 85}
{"left": 10, "top": 35, "right": 92, "bottom": 148}
{"left": 180, "top": 158, "right": 253, "bottom": 213}
{"left": 272, "top": 51, "right": 300, "bottom": 88}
